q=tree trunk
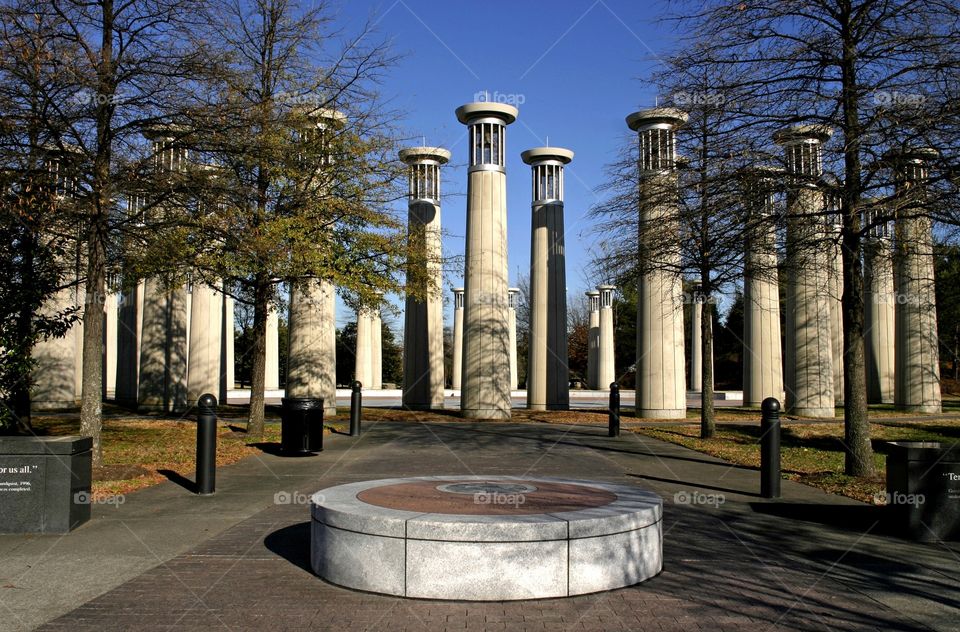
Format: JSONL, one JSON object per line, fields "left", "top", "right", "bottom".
{"left": 246, "top": 275, "right": 269, "bottom": 439}
{"left": 79, "top": 0, "right": 114, "bottom": 468}
{"left": 700, "top": 296, "right": 715, "bottom": 438}
{"left": 840, "top": 6, "right": 873, "bottom": 477}
{"left": 79, "top": 223, "right": 107, "bottom": 466}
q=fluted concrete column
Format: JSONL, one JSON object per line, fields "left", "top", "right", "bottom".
{"left": 776, "top": 124, "right": 835, "bottom": 418}
{"left": 628, "top": 108, "right": 687, "bottom": 419}
{"left": 31, "top": 151, "right": 82, "bottom": 409}
{"left": 264, "top": 306, "right": 279, "bottom": 391}
{"left": 73, "top": 284, "right": 84, "bottom": 404}
{"left": 523, "top": 147, "right": 572, "bottom": 410}
{"left": 690, "top": 294, "right": 702, "bottom": 393}
{"left": 138, "top": 278, "right": 189, "bottom": 412}
{"left": 456, "top": 102, "right": 518, "bottom": 420}
{"left": 115, "top": 280, "right": 144, "bottom": 406}
{"left": 103, "top": 292, "right": 118, "bottom": 399}
{"left": 32, "top": 286, "right": 82, "bottom": 409}
{"left": 355, "top": 306, "right": 373, "bottom": 388}
{"left": 371, "top": 304, "right": 383, "bottom": 389}
{"left": 451, "top": 287, "right": 464, "bottom": 389}
{"left": 741, "top": 168, "right": 783, "bottom": 407}
{"left": 826, "top": 203, "right": 845, "bottom": 405}
{"left": 890, "top": 148, "right": 941, "bottom": 413}
{"left": 508, "top": 288, "right": 519, "bottom": 391}
{"left": 401, "top": 147, "right": 449, "bottom": 408}
{"left": 286, "top": 278, "right": 337, "bottom": 416}
{"left": 219, "top": 289, "right": 235, "bottom": 402}
{"left": 137, "top": 127, "right": 191, "bottom": 413}
{"left": 586, "top": 291, "right": 600, "bottom": 389}
{"left": 285, "top": 108, "right": 343, "bottom": 415}
{"left": 597, "top": 285, "right": 616, "bottom": 391}
{"left": 187, "top": 282, "right": 223, "bottom": 403}
{"left": 864, "top": 214, "right": 895, "bottom": 404}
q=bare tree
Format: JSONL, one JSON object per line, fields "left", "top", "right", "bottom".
{"left": 670, "top": 0, "right": 960, "bottom": 475}
{"left": 591, "top": 56, "right": 760, "bottom": 437}
{"left": 0, "top": 0, "right": 209, "bottom": 463}
{"left": 0, "top": 5, "right": 85, "bottom": 432}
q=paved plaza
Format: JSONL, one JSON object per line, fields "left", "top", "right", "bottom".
{"left": 2, "top": 420, "right": 958, "bottom": 631}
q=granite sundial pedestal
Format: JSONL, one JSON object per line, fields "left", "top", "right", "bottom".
{"left": 310, "top": 476, "right": 662, "bottom": 600}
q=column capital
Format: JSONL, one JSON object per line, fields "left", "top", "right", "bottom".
{"left": 456, "top": 102, "right": 518, "bottom": 125}
{"left": 399, "top": 146, "right": 451, "bottom": 165}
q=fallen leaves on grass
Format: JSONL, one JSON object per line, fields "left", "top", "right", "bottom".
{"left": 633, "top": 420, "right": 960, "bottom": 503}
{"left": 33, "top": 418, "right": 281, "bottom": 500}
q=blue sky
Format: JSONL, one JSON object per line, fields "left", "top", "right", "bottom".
{"left": 331, "top": 0, "right": 682, "bottom": 329}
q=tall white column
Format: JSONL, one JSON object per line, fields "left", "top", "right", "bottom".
{"left": 137, "top": 127, "right": 190, "bottom": 413}
{"left": 286, "top": 278, "right": 337, "bottom": 416}
{"left": 456, "top": 102, "right": 518, "bottom": 420}
{"left": 826, "top": 203, "right": 845, "bottom": 405}
{"left": 451, "top": 287, "right": 464, "bottom": 390}
{"left": 187, "top": 282, "right": 223, "bottom": 404}
{"left": 371, "top": 304, "right": 383, "bottom": 389}
{"left": 741, "top": 167, "right": 784, "bottom": 407}
{"left": 103, "top": 291, "right": 118, "bottom": 399}
{"left": 138, "top": 278, "right": 189, "bottom": 412}
{"left": 219, "top": 288, "right": 236, "bottom": 403}
{"left": 864, "top": 213, "right": 895, "bottom": 404}
{"left": 508, "top": 288, "right": 520, "bottom": 391}
{"left": 31, "top": 151, "right": 82, "bottom": 410}
{"left": 115, "top": 280, "right": 143, "bottom": 406}
{"left": 284, "top": 109, "right": 343, "bottom": 417}
{"left": 776, "top": 124, "right": 835, "bottom": 418}
{"left": 586, "top": 290, "right": 600, "bottom": 389}
{"left": 264, "top": 306, "right": 279, "bottom": 391}
{"left": 890, "top": 148, "right": 941, "bottom": 413}
{"left": 73, "top": 283, "right": 84, "bottom": 405}
{"left": 401, "top": 147, "right": 449, "bottom": 408}
{"left": 628, "top": 108, "right": 688, "bottom": 419}
{"left": 355, "top": 306, "right": 373, "bottom": 388}
{"left": 690, "top": 293, "right": 702, "bottom": 393}
{"left": 597, "top": 285, "right": 616, "bottom": 391}
{"left": 31, "top": 286, "right": 82, "bottom": 409}
{"left": 523, "top": 147, "right": 572, "bottom": 410}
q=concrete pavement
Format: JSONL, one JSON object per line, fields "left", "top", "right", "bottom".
{"left": 2, "top": 420, "right": 957, "bottom": 631}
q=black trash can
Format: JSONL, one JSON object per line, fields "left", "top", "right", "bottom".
{"left": 280, "top": 398, "right": 324, "bottom": 455}
{"left": 885, "top": 441, "right": 959, "bottom": 541}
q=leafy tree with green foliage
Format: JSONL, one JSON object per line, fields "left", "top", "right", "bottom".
{"left": 128, "top": 0, "right": 405, "bottom": 438}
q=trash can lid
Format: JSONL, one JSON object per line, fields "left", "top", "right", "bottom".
{"left": 281, "top": 397, "right": 325, "bottom": 411}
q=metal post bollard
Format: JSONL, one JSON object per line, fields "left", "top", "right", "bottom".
{"left": 196, "top": 393, "right": 217, "bottom": 496}
{"left": 608, "top": 383, "right": 621, "bottom": 437}
{"left": 760, "top": 397, "right": 781, "bottom": 499}
{"left": 350, "top": 381, "right": 362, "bottom": 437}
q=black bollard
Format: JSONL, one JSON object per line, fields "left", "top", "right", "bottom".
{"left": 608, "top": 383, "right": 621, "bottom": 437}
{"left": 196, "top": 393, "right": 217, "bottom": 496}
{"left": 350, "top": 380, "right": 362, "bottom": 437}
{"left": 760, "top": 397, "right": 781, "bottom": 499}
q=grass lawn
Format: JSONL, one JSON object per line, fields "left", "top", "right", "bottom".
{"left": 632, "top": 420, "right": 960, "bottom": 503}
{"left": 31, "top": 415, "right": 283, "bottom": 499}
{"left": 28, "top": 402, "right": 960, "bottom": 505}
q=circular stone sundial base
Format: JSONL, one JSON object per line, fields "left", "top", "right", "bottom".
{"left": 310, "top": 476, "right": 663, "bottom": 601}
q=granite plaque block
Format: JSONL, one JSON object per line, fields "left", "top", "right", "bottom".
{"left": 885, "top": 441, "right": 959, "bottom": 541}
{"left": 0, "top": 436, "right": 92, "bottom": 534}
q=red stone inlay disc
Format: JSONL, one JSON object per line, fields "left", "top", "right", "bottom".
{"left": 356, "top": 480, "right": 617, "bottom": 515}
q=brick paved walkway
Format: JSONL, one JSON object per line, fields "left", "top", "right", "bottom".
{"left": 10, "top": 420, "right": 960, "bottom": 631}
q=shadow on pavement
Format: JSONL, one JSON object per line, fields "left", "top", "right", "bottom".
{"left": 264, "top": 521, "right": 312, "bottom": 573}
{"left": 157, "top": 469, "right": 197, "bottom": 493}
{"left": 749, "top": 501, "right": 903, "bottom": 536}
